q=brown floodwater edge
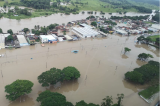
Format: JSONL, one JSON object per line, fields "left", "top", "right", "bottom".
{"left": 0, "top": 35, "right": 159, "bottom": 106}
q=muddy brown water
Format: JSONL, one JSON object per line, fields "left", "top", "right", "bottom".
{"left": 0, "top": 11, "right": 150, "bottom": 32}
{"left": 0, "top": 34, "right": 159, "bottom": 106}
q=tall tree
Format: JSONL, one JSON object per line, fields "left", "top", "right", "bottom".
{"left": 38, "top": 68, "right": 62, "bottom": 87}
{"left": 0, "top": 28, "right": 3, "bottom": 33}
{"left": 101, "top": 96, "right": 113, "bottom": 106}
{"left": 37, "top": 90, "right": 73, "bottom": 106}
{"left": 124, "top": 47, "right": 131, "bottom": 54}
{"left": 117, "top": 94, "right": 124, "bottom": 106}
{"left": 62, "top": 66, "right": 80, "bottom": 81}
{"left": 5, "top": 80, "right": 34, "bottom": 101}
{"left": 7, "top": 29, "right": 13, "bottom": 35}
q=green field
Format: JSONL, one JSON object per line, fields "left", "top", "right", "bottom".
{"left": 138, "top": 85, "right": 159, "bottom": 99}
{"left": 0, "top": 0, "right": 20, "bottom": 6}
{"left": 149, "top": 35, "right": 160, "bottom": 42}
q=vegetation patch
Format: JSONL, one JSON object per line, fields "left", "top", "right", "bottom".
{"left": 138, "top": 85, "right": 160, "bottom": 99}
{"left": 149, "top": 35, "right": 160, "bottom": 42}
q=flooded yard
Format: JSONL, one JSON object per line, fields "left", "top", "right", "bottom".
{"left": 0, "top": 34, "right": 159, "bottom": 106}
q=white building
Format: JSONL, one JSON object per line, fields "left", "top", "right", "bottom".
{"left": 115, "top": 30, "right": 127, "bottom": 35}
{"left": 64, "top": 35, "right": 73, "bottom": 41}
{"left": 80, "top": 24, "right": 94, "bottom": 29}
{"left": 0, "top": 33, "right": 10, "bottom": 49}
{"left": 151, "top": 24, "right": 160, "bottom": 31}
{"left": 17, "top": 35, "right": 29, "bottom": 46}
{"left": 72, "top": 27, "right": 99, "bottom": 38}
{"left": 40, "top": 35, "right": 48, "bottom": 43}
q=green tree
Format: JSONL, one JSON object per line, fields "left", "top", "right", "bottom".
{"left": 117, "top": 94, "right": 124, "bottom": 106}
{"left": 0, "top": 28, "right": 3, "bottom": 33}
{"left": 138, "top": 53, "right": 153, "bottom": 61}
{"left": 38, "top": 68, "right": 62, "bottom": 87}
{"left": 37, "top": 90, "right": 73, "bottom": 106}
{"left": 91, "top": 22, "right": 97, "bottom": 27}
{"left": 76, "top": 100, "right": 99, "bottom": 106}
{"left": 7, "top": 29, "right": 13, "bottom": 35}
{"left": 101, "top": 96, "right": 113, "bottom": 106}
{"left": 124, "top": 47, "right": 131, "bottom": 54}
{"left": 23, "top": 28, "right": 30, "bottom": 34}
{"left": 125, "top": 60, "right": 159, "bottom": 84}
{"left": 7, "top": 35, "right": 13, "bottom": 41}
{"left": 5, "top": 80, "right": 34, "bottom": 101}
{"left": 62, "top": 66, "right": 80, "bottom": 81}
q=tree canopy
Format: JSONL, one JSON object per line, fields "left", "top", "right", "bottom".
{"left": 23, "top": 28, "right": 30, "bottom": 34}
{"left": 38, "top": 66, "right": 80, "bottom": 87}
{"left": 5, "top": 80, "right": 34, "bottom": 101}
{"left": 37, "top": 90, "right": 73, "bottom": 106}
{"left": 7, "top": 29, "right": 13, "bottom": 35}
{"left": 0, "top": 28, "right": 3, "bottom": 33}
{"left": 124, "top": 47, "right": 131, "bottom": 54}
{"left": 125, "top": 60, "right": 159, "bottom": 84}
{"left": 75, "top": 100, "right": 99, "bottom": 106}
{"left": 91, "top": 22, "right": 97, "bottom": 27}
{"left": 38, "top": 68, "right": 63, "bottom": 87}
{"left": 7, "top": 35, "right": 13, "bottom": 41}
{"left": 138, "top": 53, "right": 153, "bottom": 61}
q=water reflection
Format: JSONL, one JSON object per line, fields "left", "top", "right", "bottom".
{"left": 46, "top": 80, "right": 79, "bottom": 93}
{"left": 8, "top": 95, "right": 34, "bottom": 106}
{"left": 136, "top": 60, "right": 147, "bottom": 66}
{"left": 122, "top": 80, "right": 148, "bottom": 93}
{"left": 121, "top": 54, "right": 129, "bottom": 59}
{"left": 135, "top": 43, "right": 160, "bottom": 57}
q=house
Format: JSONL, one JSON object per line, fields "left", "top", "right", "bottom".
{"left": 46, "top": 35, "right": 57, "bottom": 42}
{"left": 115, "top": 30, "right": 127, "bottom": 36}
{"left": 0, "top": 33, "right": 10, "bottom": 49}
{"left": 40, "top": 35, "right": 48, "bottom": 43}
{"left": 17, "top": 35, "right": 30, "bottom": 46}
{"left": 64, "top": 35, "right": 73, "bottom": 41}
{"left": 61, "top": 28, "right": 69, "bottom": 32}
{"left": 27, "top": 36, "right": 35, "bottom": 45}
{"left": 72, "top": 27, "right": 99, "bottom": 38}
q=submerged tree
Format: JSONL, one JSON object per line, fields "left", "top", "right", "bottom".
{"left": 38, "top": 68, "right": 62, "bottom": 87}
{"left": 5, "top": 80, "right": 34, "bottom": 101}
{"left": 101, "top": 96, "right": 113, "bottom": 106}
{"left": 7, "top": 29, "right": 13, "bottom": 35}
{"left": 138, "top": 53, "right": 153, "bottom": 61}
{"left": 124, "top": 47, "right": 131, "bottom": 54}
{"left": 7, "top": 35, "right": 13, "bottom": 41}
{"left": 76, "top": 100, "right": 99, "bottom": 106}
{"left": 62, "top": 66, "right": 80, "bottom": 81}
{"left": 117, "top": 94, "right": 124, "bottom": 106}
{"left": 37, "top": 90, "right": 73, "bottom": 106}
{"left": 0, "top": 28, "right": 3, "bottom": 33}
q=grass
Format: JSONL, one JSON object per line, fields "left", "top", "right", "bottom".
{"left": 69, "top": 0, "right": 137, "bottom": 13}
{"left": 138, "top": 85, "right": 159, "bottom": 99}
{"left": 149, "top": 35, "right": 160, "bottom": 42}
{"left": 0, "top": 0, "right": 20, "bottom": 6}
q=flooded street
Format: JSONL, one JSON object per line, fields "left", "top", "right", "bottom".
{"left": 0, "top": 11, "right": 150, "bottom": 32}
{"left": 0, "top": 34, "right": 159, "bottom": 106}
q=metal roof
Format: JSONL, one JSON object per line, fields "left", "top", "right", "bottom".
{"left": 17, "top": 35, "right": 29, "bottom": 46}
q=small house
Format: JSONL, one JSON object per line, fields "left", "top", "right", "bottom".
{"left": 40, "top": 35, "right": 48, "bottom": 43}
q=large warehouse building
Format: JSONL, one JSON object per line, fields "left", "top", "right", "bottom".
{"left": 72, "top": 27, "right": 99, "bottom": 38}
{"left": 17, "top": 35, "right": 30, "bottom": 46}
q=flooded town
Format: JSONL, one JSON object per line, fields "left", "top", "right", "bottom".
{"left": 0, "top": 0, "right": 159, "bottom": 106}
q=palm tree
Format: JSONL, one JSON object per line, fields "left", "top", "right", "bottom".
{"left": 34, "top": 25, "right": 37, "bottom": 30}
{"left": 37, "top": 25, "right": 40, "bottom": 30}
{"left": 101, "top": 96, "right": 113, "bottom": 106}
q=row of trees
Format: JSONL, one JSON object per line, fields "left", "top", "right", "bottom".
{"left": 38, "top": 66, "right": 80, "bottom": 87}
{"left": 100, "top": 0, "right": 152, "bottom": 13}
{"left": 125, "top": 60, "right": 159, "bottom": 84}
{"left": 110, "top": 15, "right": 149, "bottom": 20}
{"left": 152, "top": 13, "right": 160, "bottom": 22}
{"left": 32, "top": 23, "right": 59, "bottom": 35}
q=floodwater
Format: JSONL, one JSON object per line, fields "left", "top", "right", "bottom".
{"left": 0, "top": 11, "right": 150, "bottom": 32}
{"left": 0, "top": 34, "right": 159, "bottom": 106}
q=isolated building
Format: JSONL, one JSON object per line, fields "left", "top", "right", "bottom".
{"left": 72, "top": 27, "right": 99, "bottom": 38}
{"left": 17, "top": 35, "right": 29, "bottom": 46}
{"left": 0, "top": 33, "right": 10, "bottom": 49}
